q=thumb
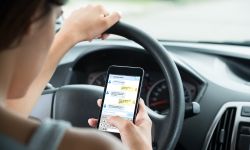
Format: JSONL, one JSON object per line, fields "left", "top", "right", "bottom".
{"left": 104, "top": 11, "right": 121, "bottom": 27}
{"left": 137, "top": 99, "right": 146, "bottom": 115}
{"left": 108, "top": 116, "right": 134, "bottom": 132}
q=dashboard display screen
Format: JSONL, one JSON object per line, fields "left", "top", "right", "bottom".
{"left": 98, "top": 74, "right": 141, "bottom": 133}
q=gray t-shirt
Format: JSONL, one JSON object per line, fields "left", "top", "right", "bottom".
{"left": 0, "top": 119, "right": 71, "bottom": 150}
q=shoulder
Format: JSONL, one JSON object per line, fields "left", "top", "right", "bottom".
{"left": 58, "top": 127, "right": 127, "bottom": 150}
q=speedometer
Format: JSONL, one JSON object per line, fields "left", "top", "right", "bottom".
{"left": 146, "top": 79, "right": 191, "bottom": 114}
{"left": 91, "top": 72, "right": 107, "bottom": 87}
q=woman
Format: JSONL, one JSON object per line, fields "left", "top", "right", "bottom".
{"left": 0, "top": 0, "right": 152, "bottom": 150}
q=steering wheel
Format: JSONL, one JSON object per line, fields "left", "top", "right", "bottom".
{"left": 51, "top": 22, "right": 185, "bottom": 150}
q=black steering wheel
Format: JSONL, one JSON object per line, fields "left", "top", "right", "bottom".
{"left": 52, "top": 22, "right": 185, "bottom": 150}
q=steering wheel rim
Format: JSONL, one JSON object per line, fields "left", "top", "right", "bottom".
{"left": 52, "top": 22, "right": 185, "bottom": 150}
{"left": 106, "top": 22, "right": 185, "bottom": 150}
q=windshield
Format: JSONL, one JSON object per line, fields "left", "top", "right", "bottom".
{"left": 64, "top": 0, "right": 250, "bottom": 44}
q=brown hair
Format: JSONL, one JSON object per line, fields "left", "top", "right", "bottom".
{"left": 0, "top": 0, "right": 67, "bottom": 51}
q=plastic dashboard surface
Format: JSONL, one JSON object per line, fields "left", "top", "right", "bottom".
{"left": 67, "top": 47, "right": 206, "bottom": 115}
{"left": 46, "top": 40, "right": 250, "bottom": 150}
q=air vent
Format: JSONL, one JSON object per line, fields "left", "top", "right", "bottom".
{"left": 208, "top": 107, "right": 236, "bottom": 150}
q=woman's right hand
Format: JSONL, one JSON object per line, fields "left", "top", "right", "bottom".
{"left": 88, "top": 99, "right": 152, "bottom": 150}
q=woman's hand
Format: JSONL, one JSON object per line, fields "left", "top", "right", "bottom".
{"left": 88, "top": 99, "right": 152, "bottom": 150}
{"left": 59, "top": 4, "right": 121, "bottom": 45}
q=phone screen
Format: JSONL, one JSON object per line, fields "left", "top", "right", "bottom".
{"left": 98, "top": 74, "right": 141, "bottom": 133}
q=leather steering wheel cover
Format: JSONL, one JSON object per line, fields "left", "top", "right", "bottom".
{"left": 106, "top": 22, "right": 185, "bottom": 150}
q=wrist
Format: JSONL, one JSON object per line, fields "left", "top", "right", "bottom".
{"left": 49, "top": 30, "right": 77, "bottom": 60}
{"left": 55, "top": 29, "right": 79, "bottom": 48}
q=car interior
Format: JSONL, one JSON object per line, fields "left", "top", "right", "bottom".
{"left": 30, "top": 0, "right": 250, "bottom": 150}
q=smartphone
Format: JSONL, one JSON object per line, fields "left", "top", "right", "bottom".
{"left": 97, "top": 65, "right": 144, "bottom": 135}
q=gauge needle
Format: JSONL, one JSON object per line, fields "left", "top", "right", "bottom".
{"left": 150, "top": 100, "right": 169, "bottom": 107}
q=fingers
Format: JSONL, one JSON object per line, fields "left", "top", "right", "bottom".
{"left": 91, "top": 4, "right": 121, "bottom": 28}
{"left": 97, "top": 99, "right": 102, "bottom": 107}
{"left": 90, "top": 99, "right": 150, "bottom": 130}
{"left": 108, "top": 116, "right": 134, "bottom": 133}
{"left": 88, "top": 99, "right": 102, "bottom": 127}
{"left": 101, "top": 34, "right": 110, "bottom": 40}
{"left": 137, "top": 99, "right": 147, "bottom": 116}
{"left": 104, "top": 11, "right": 121, "bottom": 27}
{"left": 135, "top": 99, "right": 152, "bottom": 126}
{"left": 96, "top": 34, "right": 110, "bottom": 40}
{"left": 88, "top": 118, "right": 98, "bottom": 128}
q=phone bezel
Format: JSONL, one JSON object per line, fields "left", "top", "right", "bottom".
{"left": 97, "top": 65, "right": 144, "bottom": 135}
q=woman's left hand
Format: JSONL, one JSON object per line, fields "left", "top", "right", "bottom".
{"left": 58, "top": 4, "right": 121, "bottom": 45}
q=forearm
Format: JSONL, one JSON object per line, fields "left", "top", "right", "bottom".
{"left": 6, "top": 32, "right": 76, "bottom": 116}
{"left": 42, "top": 31, "right": 76, "bottom": 83}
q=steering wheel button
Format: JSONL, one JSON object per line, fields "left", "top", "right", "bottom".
{"left": 241, "top": 106, "right": 250, "bottom": 117}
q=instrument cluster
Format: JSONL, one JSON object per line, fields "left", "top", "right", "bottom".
{"left": 88, "top": 71, "right": 197, "bottom": 114}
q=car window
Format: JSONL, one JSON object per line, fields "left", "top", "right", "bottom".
{"left": 63, "top": 0, "right": 250, "bottom": 45}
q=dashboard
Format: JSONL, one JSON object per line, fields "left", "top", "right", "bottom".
{"left": 66, "top": 47, "right": 206, "bottom": 115}
{"left": 88, "top": 71, "right": 196, "bottom": 114}
{"left": 33, "top": 40, "right": 250, "bottom": 150}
